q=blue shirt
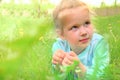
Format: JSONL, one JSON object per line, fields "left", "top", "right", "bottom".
{"left": 52, "top": 33, "right": 109, "bottom": 79}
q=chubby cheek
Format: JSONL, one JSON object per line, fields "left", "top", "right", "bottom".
{"left": 64, "top": 32, "right": 78, "bottom": 45}
{"left": 87, "top": 25, "right": 94, "bottom": 36}
{"left": 68, "top": 37, "right": 77, "bottom": 45}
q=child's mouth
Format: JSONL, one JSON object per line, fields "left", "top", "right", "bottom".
{"left": 79, "top": 38, "right": 89, "bottom": 43}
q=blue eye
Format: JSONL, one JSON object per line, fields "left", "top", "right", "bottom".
{"left": 83, "top": 21, "right": 91, "bottom": 27}
{"left": 70, "top": 26, "right": 78, "bottom": 30}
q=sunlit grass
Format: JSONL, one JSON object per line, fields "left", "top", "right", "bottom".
{"left": 95, "top": 15, "right": 120, "bottom": 79}
{"left": 0, "top": 3, "right": 120, "bottom": 80}
{"left": 0, "top": 12, "right": 55, "bottom": 80}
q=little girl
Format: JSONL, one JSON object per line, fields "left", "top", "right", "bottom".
{"left": 52, "top": 0, "right": 109, "bottom": 79}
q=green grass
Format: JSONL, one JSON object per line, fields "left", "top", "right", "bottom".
{"left": 0, "top": 13, "right": 55, "bottom": 80}
{"left": 94, "top": 15, "right": 120, "bottom": 80}
{"left": 0, "top": 4, "right": 120, "bottom": 79}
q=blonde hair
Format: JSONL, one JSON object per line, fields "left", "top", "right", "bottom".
{"left": 53, "top": 0, "right": 94, "bottom": 30}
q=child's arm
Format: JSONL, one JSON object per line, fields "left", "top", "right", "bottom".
{"left": 86, "top": 39, "right": 109, "bottom": 79}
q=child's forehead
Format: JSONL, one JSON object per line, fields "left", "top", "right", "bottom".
{"left": 58, "top": 7, "right": 90, "bottom": 22}
{"left": 58, "top": 7, "right": 89, "bottom": 19}
{"left": 57, "top": 7, "right": 90, "bottom": 28}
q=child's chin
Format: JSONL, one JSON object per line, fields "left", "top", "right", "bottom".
{"left": 80, "top": 42, "right": 90, "bottom": 48}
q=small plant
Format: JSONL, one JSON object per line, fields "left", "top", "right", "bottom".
{"left": 52, "top": 61, "right": 84, "bottom": 80}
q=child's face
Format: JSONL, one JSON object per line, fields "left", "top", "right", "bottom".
{"left": 59, "top": 7, "right": 94, "bottom": 49}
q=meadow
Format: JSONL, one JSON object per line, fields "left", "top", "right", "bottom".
{"left": 0, "top": 3, "right": 120, "bottom": 80}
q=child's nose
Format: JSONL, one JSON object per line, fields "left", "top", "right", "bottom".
{"left": 79, "top": 26, "right": 87, "bottom": 36}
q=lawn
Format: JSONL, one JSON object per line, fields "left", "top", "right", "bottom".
{"left": 0, "top": 3, "right": 120, "bottom": 80}
{"left": 94, "top": 15, "right": 120, "bottom": 79}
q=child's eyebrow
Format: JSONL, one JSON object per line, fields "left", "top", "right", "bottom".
{"left": 82, "top": 18, "right": 91, "bottom": 23}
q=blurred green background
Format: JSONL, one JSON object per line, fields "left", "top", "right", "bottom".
{"left": 0, "top": 0, "right": 120, "bottom": 80}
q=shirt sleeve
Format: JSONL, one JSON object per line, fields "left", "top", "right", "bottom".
{"left": 52, "top": 38, "right": 69, "bottom": 54}
{"left": 86, "top": 39, "right": 110, "bottom": 79}
{"left": 52, "top": 40, "right": 63, "bottom": 54}
{"left": 52, "top": 39, "right": 65, "bottom": 66}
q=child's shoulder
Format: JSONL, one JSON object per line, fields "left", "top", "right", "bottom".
{"left": 53, "top": 38, "right": 69, "bottom": 48}
{"left": 90, "top": 33, "right": 105, "bottom": 46}
{"left": 52, "top": 38, "right": 70, "bottom": 53}
{"left": 92, "top": 33, "right": 103, "bottom": 41}
{"left": 54, "top": 38, "right": 67, "bottom": 44}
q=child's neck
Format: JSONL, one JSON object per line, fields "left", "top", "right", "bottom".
{"left": 71, "top": 46, "right": 85, "bottom": 55}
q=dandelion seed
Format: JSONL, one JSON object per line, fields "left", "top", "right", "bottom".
{"left": 39, "top": 36, "right": 43, "bottom": 41}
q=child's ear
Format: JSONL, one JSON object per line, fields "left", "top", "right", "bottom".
{"left": 56, "top": 29, "right": 65, "bottom": 40}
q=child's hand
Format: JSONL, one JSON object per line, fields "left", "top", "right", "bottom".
{"left": 52, "top": 49, "right": 66, "bottom": 65}
{"left": 62, "top": 51, "right": 80, "bottom": 66}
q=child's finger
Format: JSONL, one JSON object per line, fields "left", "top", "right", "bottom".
{"left": 62, "top": 57, "right": 73, "bottom": 65}
{"left": 55, "top": 49, "right": 66, "bottom": 58}
{"left": 69, "top": 51, "right": 77, "bottom": 56}
{"left": 69, "top": 51, "right": 80, "bottom": 62}
{"left": 66, "top": 53, "right": 74, "bottom": 61}
{"left": 59, "top": 50, "right": 67, "bottom": 58}
{"left": 52, "top": 57, "right": 63, "bottom": 65}
{"left": 53, "top": 54, "right": 64, "bottom": 64}
{"left": 52, "top": 59, "right": 58, "bottom": 65}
